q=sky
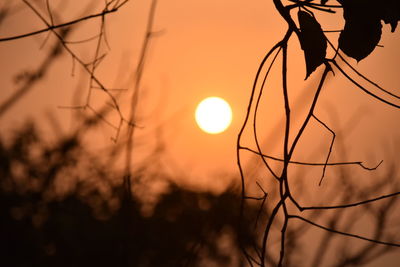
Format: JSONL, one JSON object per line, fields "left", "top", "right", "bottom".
{"left": 1, "top": 0, "right": 399, "bottom": 191}
{"left": 1, "top": 0, "right": 400, "bottom": 266}
{"left": 0, "top": 0, "right": 285, "bottom": 191}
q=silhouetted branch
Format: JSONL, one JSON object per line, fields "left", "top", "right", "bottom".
{"left": 0, "top": 1, "right": 128, "bottom": 42}
{"left": 238, "top": 0, "right": 400, "bottom": 265}
{"left": 239, "top": 146, "right": 382, "bottom": 170}
{"left": 288, "top": 64, "right": 332, "bottom": 159}
{"left": 124, "top": 0, "right": 158, "bottom": 198}
{"left": 300, "top": 191, "right": 400, "bottom": 211}
{"left": 236, "top": 39, "right": 284, "bottom": 257}
{"left": 326, "top": 38, "right": 400, "bottom": 100}
{"left": 289, "top": 0, "right": 342, "bottom": 12}
{"left": 289, "top": 215, "right": 400, "bottom": 247}
{"left": 21, "top": 0, "right": 135, "bottom": 140}
{"left": 253, "top": 46, "right": 282, "bottom": 180}
{"left": 254, "top": 181, "right": 268, "bottom": 229}
{"left": 312, "top": 114, "right": 335, "bottom": 186}
{"left": 331, "top": 60, "right": 400, "bottom": 109}
{"left": 260, "top": 200, "right": 283, "bottom": 266}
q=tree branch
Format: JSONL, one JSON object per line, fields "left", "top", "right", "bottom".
{"left": 289, "top": 215, "right": 400, "bottom": 247}
{"left": 0, "top": 1, "right": 128, "bottom": 42}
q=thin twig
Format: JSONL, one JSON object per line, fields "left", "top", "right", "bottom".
{"left": 301, "top": 191, "right": 400, "bottom": 211}
{"left": 240, "top": 146, "right": 382, "bottom": 170}
{"left": 326, "top": 38, "right": 400, "bottom": 100}
{"left": 331, "top": 60, "right": 400, "bottom": 109}
{"left": 253, "top": 46, "right": 282, "bottom": 180}
{"left": 311, "top": 114, "right": 336, "bottom": 186}
{"left": 0, "top": 2, "right": 126, "bottom": 42}
{"left": 124, "top": 0, "right": 158, "bottom": 198}
{"left": 22, "top": 0, "right": 132, "bottom": 134}
{"left": 289, "top": 215, "right": 400, "bottom": 247}
{"left": 236, "top": 39, "right": 284, "bottom": 263}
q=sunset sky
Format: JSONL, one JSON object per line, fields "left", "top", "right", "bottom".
{"left": 1, "top": 0, "right": 400, "bottom": 265}
{"left": 1, "top": 0, "right": 399, "bottom": 191}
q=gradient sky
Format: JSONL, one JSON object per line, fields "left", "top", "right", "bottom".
{"left": 1, "top": 0, "right": 399, "bottom": 191}
{"left": 1, "top": 0, "right": 400, "bottom": 265}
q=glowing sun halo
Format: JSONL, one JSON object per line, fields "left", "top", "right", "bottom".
{"left": 195, "top": 97, "right": 232, "bottom": 134}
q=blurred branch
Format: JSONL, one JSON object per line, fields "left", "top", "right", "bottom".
{"left": 20, "top": 0, "right": 134, "bottom": 140}
{"left": 123, "top": 0, "right": 159, "bottom": 199}
{"left": 0, "top": 0, "right": 128, "bottom": 42}
{"left": 0, "top": 29, "right": 68, "bottom": 118}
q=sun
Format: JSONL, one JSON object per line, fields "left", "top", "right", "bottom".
{"left": 195, "top": 97, "right": 232, "bottom": 134}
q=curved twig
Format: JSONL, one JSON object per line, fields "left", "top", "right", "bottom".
{"left": 331, "top": 60, "right": 400, "bottom": 109}
{"left": 289, "top": 215, "right": 400, "bottom": 247}
{"left": 0, "top": 1, "right": 128, "bottom": 42}
{"left": 325, "top": 38, "right": 400, "bottom": 100}
{"left": 301, "top": 191, "right": 400, "bottom": 211}
{"left": 239, "top": 146, "right": 382, "bottom": 171}
{"left": 253, "top": 47, "right": 282, "bottom": 180}
{"left": 312, "top": 114, "right": 335, "bottom": 186}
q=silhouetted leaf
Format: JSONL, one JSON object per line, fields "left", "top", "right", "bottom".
{"left": 380, "top": 0, "right": 400, "bottom": 32}
{"left": 321, "top": 0, "right": 329, "bottom": 5}
{"left": 338, "top": 0, "right": 381, "bottom": 61}
{"left": 339, "top": 19, "right": 382, "bottom": 62}
{"left": 297, "top": 10, "right": 327, "bottom": 79}
{"left": 338, "top": 0, "right": 399, "bottom": 61}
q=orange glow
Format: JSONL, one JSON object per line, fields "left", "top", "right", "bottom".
{"left": 195, "top": 97, "right": 232, "bottom": 134}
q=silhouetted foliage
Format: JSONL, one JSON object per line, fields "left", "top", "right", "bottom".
{"left": 0, "top": 123, "right": 257, "bottom": 267}
{"left": 1, "top": 1, "right": 399, "bottom": 267}
{"left": 237, "top": 0, "right": 400, "bottom": 266}
{"left": 297, "top": 10, "right": 326, "bottom": 79}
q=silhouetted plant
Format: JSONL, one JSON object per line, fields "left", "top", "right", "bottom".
{"left": 237, "top": 0, "right": 400, "bottom": 266}
{"left": 1, "top": 1, "right": 400, "bottom": 266}
{"left": 0, "top": 122, "right": 261, "bottom": 267}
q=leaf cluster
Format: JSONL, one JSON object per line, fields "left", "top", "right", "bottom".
{"left": 338, "top": 0, "right": 400, "bottom": 61}
{"left": 297, "top": 0, "right": 400, "bottom": 79}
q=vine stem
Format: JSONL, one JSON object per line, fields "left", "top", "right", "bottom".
{"left": 124, "top": 0, "right": 158, "bottom": 200}
{"left": 236, "top": 39, "right": 285, "bottom": 265}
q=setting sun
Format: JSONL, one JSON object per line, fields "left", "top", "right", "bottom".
{"left": 195, "top": 97, "right": 232, "bottom": 134}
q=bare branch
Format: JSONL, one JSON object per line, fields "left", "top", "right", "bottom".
{"left": 301, "top": 191, "right": 400, "bottom": 211}
{"left": 311, "top": 114, "right": 336, "bottom": 186}
{"left": 21, "top": 0, "right": 132, "bottom": 135}
{"left": 0, "top": 31, "right": 67, "bottom": 118}
{"left": 0, "top": 3, "right": 124, "bottom": 42}
{"left": 253, "top": 46, "right": 282, "bottom": 180}
{"left": 289, "top": 215, "right": 400, "bottom": 247}
{"left": 331, "top": 60, "right": 400, "bottom": 109}
{"left": 236, "top": 39, "right": 284, "bottom": 256}
{"left": 124, "top": 0, "right": 158, "bottom": 198}
{"left": 326, "top": 38, "right": 400, "bottom": 100}
{"left": 239, "top": 146, "right": 382, "bottom": 171}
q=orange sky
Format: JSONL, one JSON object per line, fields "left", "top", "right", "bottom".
{"left": 1, "top": 1, "right": 400, "bottom": 265}
{"left": 0, "top": 0, "right": 399, "bottom": 192}
{"left": 0, "top": 0, "right": 400, "bottom": 186}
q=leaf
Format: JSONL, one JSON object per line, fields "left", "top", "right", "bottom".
{"left": 338, "top": 0, "right": 399, "bottom": 61}
{"left": 380, "top": 0, "right": 400, "bottom": 32}
{"left": 297, "top": 10, "right": 327, "bottom": 79}
{"left": 321, "top": 0, "right": 329, "bottom": 5}
{"left": 339, "top": 18, "right": 382, "bottom": 62}
{"left": 338, "top": 0, "right": 381, "bottom": 61}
